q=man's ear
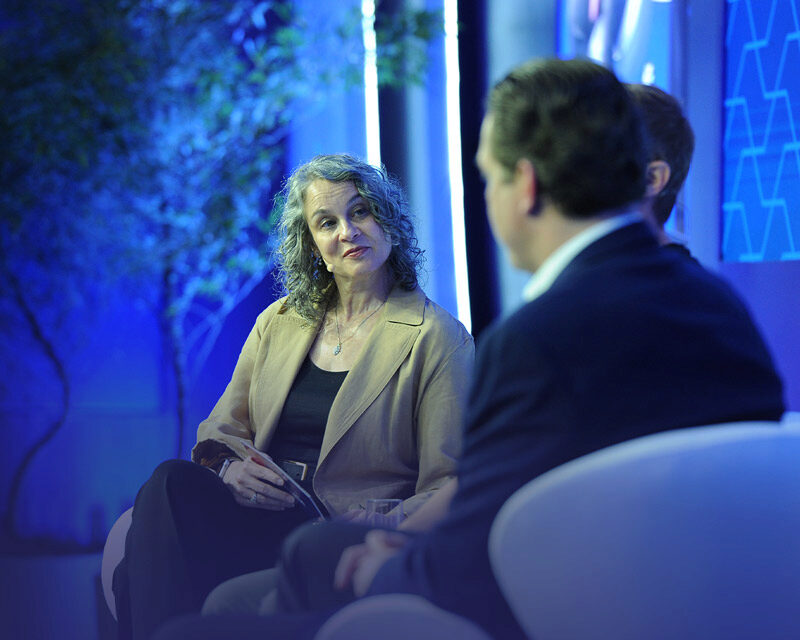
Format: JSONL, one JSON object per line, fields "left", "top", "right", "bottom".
{"left": 645, "top": 160, "right": 671, "bottom": 197}
{"left": 514, "top": 158, "right": 539, "bottom": 215}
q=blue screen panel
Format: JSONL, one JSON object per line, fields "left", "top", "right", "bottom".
{"left": 557, "top": 0, "right": 673, "bottom": 89}
{"left": 723, "top": 0, "right": 800, "bottom": 262}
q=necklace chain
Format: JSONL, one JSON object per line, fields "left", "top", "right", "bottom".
{"left": 333, "top": 301, "right": 385, "bottom": 356}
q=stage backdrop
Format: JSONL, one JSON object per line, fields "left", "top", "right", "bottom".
{"left": 0, "top": 0, "right": 459, "bottom": 548}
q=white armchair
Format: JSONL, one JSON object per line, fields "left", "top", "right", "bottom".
{"left": 100, "top": 506, "right": 132, "bottom": 620}
{"left": 489, "top": 420, "right": 800, "bottom": 640}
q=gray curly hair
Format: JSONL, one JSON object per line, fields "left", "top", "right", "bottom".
{"left": 274, "top": 154, "right": 424, "bottom": 323}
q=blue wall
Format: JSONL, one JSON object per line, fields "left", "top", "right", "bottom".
{"left": 686, "top": 0, "right": 800, "bottom": 411}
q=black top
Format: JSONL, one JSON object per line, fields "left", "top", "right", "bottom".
{"left": 267, "top": 357, "right": 347, "bottom": 511}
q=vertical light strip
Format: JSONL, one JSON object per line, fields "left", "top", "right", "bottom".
{"left": 361, "top": 0, "right": 381, "bottom": 166}
{"left": 444, "top": 0, "right": 472, "bottom": 331}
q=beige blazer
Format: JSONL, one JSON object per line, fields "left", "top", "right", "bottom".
{"left": 192, "top": 286, "right": 474, "bottom": 516}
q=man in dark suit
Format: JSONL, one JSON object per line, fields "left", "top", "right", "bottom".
{"left": 154, "top": 58, "right": 784, "bottom": 640}
{"left": 627, "top": 82, "right": 696, "bottom": 253}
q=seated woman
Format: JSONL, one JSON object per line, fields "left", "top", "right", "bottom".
{"left": 112, "top": 154, "right": 474, "bottom": 640}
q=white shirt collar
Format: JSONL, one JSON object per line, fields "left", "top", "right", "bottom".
{"left": 522, "top": 211, "right": 642, "bottom": 302}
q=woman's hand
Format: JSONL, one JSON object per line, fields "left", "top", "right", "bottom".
{"left": 222, "top": 458, "right": 296, "bottom": 510}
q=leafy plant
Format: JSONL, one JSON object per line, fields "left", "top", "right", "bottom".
{"left": 0, "top": 0, "right": 441, "bottom": 541}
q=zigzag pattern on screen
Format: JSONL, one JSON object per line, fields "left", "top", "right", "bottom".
{"left": 723, "top": 0, "right": 800, "bottom": 262}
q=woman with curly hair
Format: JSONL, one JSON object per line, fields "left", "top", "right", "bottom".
{"left": 113, "top": 154, "right": 473, "bottom": 640}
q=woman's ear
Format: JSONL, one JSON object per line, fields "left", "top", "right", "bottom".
{"left": 645, "top": 160, "right": 671, "bottom": 197}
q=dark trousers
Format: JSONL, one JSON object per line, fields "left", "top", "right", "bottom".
{"left": 113, "top": 459, "right": 312, "bottom": 640}
{"left": 149, "top": 521, "right": 382, "bottom": 640}
{"left": 277, "top": 520, "right": 377, "bottom": 611}
{"left": 151, "top": 611, "right": 335, "bottom": 640}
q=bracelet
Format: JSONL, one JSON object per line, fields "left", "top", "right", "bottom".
{"left": 218, "top": 458, "right": 233, "bottom": 480}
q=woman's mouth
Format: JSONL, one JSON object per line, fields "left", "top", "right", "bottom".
{"left": 343, "top": 247, "right": 368, "bottom": 258}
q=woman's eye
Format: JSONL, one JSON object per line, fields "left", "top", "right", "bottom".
{"left": 320, "top": 219, "right": 335, "bottom": 229}
{"left": 352, "top": 208, "right": 369, "bottom": 218}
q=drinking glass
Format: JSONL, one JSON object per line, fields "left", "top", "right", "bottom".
{"left": 365, "top": 498, "right": 404, "bottom": 528}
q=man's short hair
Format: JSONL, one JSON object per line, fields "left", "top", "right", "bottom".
{"left": 487, "top": 58, "right": 647, "bottom": 218}
{"left": 626, "top": 83, "right": 695, "bottom": 226}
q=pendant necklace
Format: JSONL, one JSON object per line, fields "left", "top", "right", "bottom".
{"left": 333, "top": 301, "right": 385, "bottom": 356}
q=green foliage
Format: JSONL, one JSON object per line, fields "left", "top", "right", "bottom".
{"left": 1, "top": 0, "right": 441, "bottom": 334}
{"left": 1, "top": 0, "right": 148, "bottom": 317}
{"left": 376, "top": 4, "right": 444, "bottom": 87}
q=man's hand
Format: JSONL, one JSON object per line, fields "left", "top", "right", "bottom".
{"left": 334, "top": 529, "right": 409, "bottom": 597}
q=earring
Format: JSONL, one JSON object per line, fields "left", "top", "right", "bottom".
{"left": 385, "top": 231, "right": 399, "bottom": 247}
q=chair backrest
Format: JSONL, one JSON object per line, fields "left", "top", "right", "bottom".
{"left": 101, "top": 506, "right": 133, "bottom": 620}
{"left": 489, "top": 421, "right": 800, "bottom": 640}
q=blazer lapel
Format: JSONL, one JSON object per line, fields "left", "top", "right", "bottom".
{"left": 318, "top": 287, "right": 425, "bottom": 466}
{"left": 253, "top": 305, "right": 320, "bottom": 450}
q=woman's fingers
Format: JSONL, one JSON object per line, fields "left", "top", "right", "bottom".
{"left": 223, "top": 460, "right": 295, "bottom": 509}
{"left": 223, "top": 458, "right": 285, "bottom": 488}
{"left": 234, "top": 488, "right": 294, "bottom": 510}
{"left": 244, "top": 482, "right": 295, "bottom": 508}
{"left": 223, "top": 459, "right": 296, "bottom": 506}
{"left": 244, "top": 457, "right": 286, "bottom": 486}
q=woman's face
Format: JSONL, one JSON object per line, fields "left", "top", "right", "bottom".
{"left": 303, "top": 179, "right": 392, "bottom": 284}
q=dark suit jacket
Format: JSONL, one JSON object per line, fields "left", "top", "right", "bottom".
{"left": 369, "top": 221, "right": 785, "bottom": 640}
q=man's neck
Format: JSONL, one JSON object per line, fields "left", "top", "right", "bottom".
{"left": 526, "top": 203, "right": 638, "bottom": 272}
{"left": 522, "top": 207, "right": 642, "bottom": 303}
{"left": 638, "top": 200, "right": 673, "bottom": 246}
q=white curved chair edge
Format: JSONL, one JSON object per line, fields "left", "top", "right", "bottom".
{"left": 101, "top": 506, "right": 134, "bottom": 621}
{"left": 491, "top": 419, "right": 790, "bottom": 555}
{"left": 487, "top": 417, "right": 795, "bottom": 637}
{"left": 314, "top": 594, "right": 494, "bottom": 640}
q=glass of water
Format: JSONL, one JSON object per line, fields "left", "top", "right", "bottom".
{"left": 365, "top": 498, "right": 404, "bottom": 528}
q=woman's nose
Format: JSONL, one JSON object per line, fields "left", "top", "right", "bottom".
{"left": 339, "top": 219, "right": 360, "bottom": 241}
